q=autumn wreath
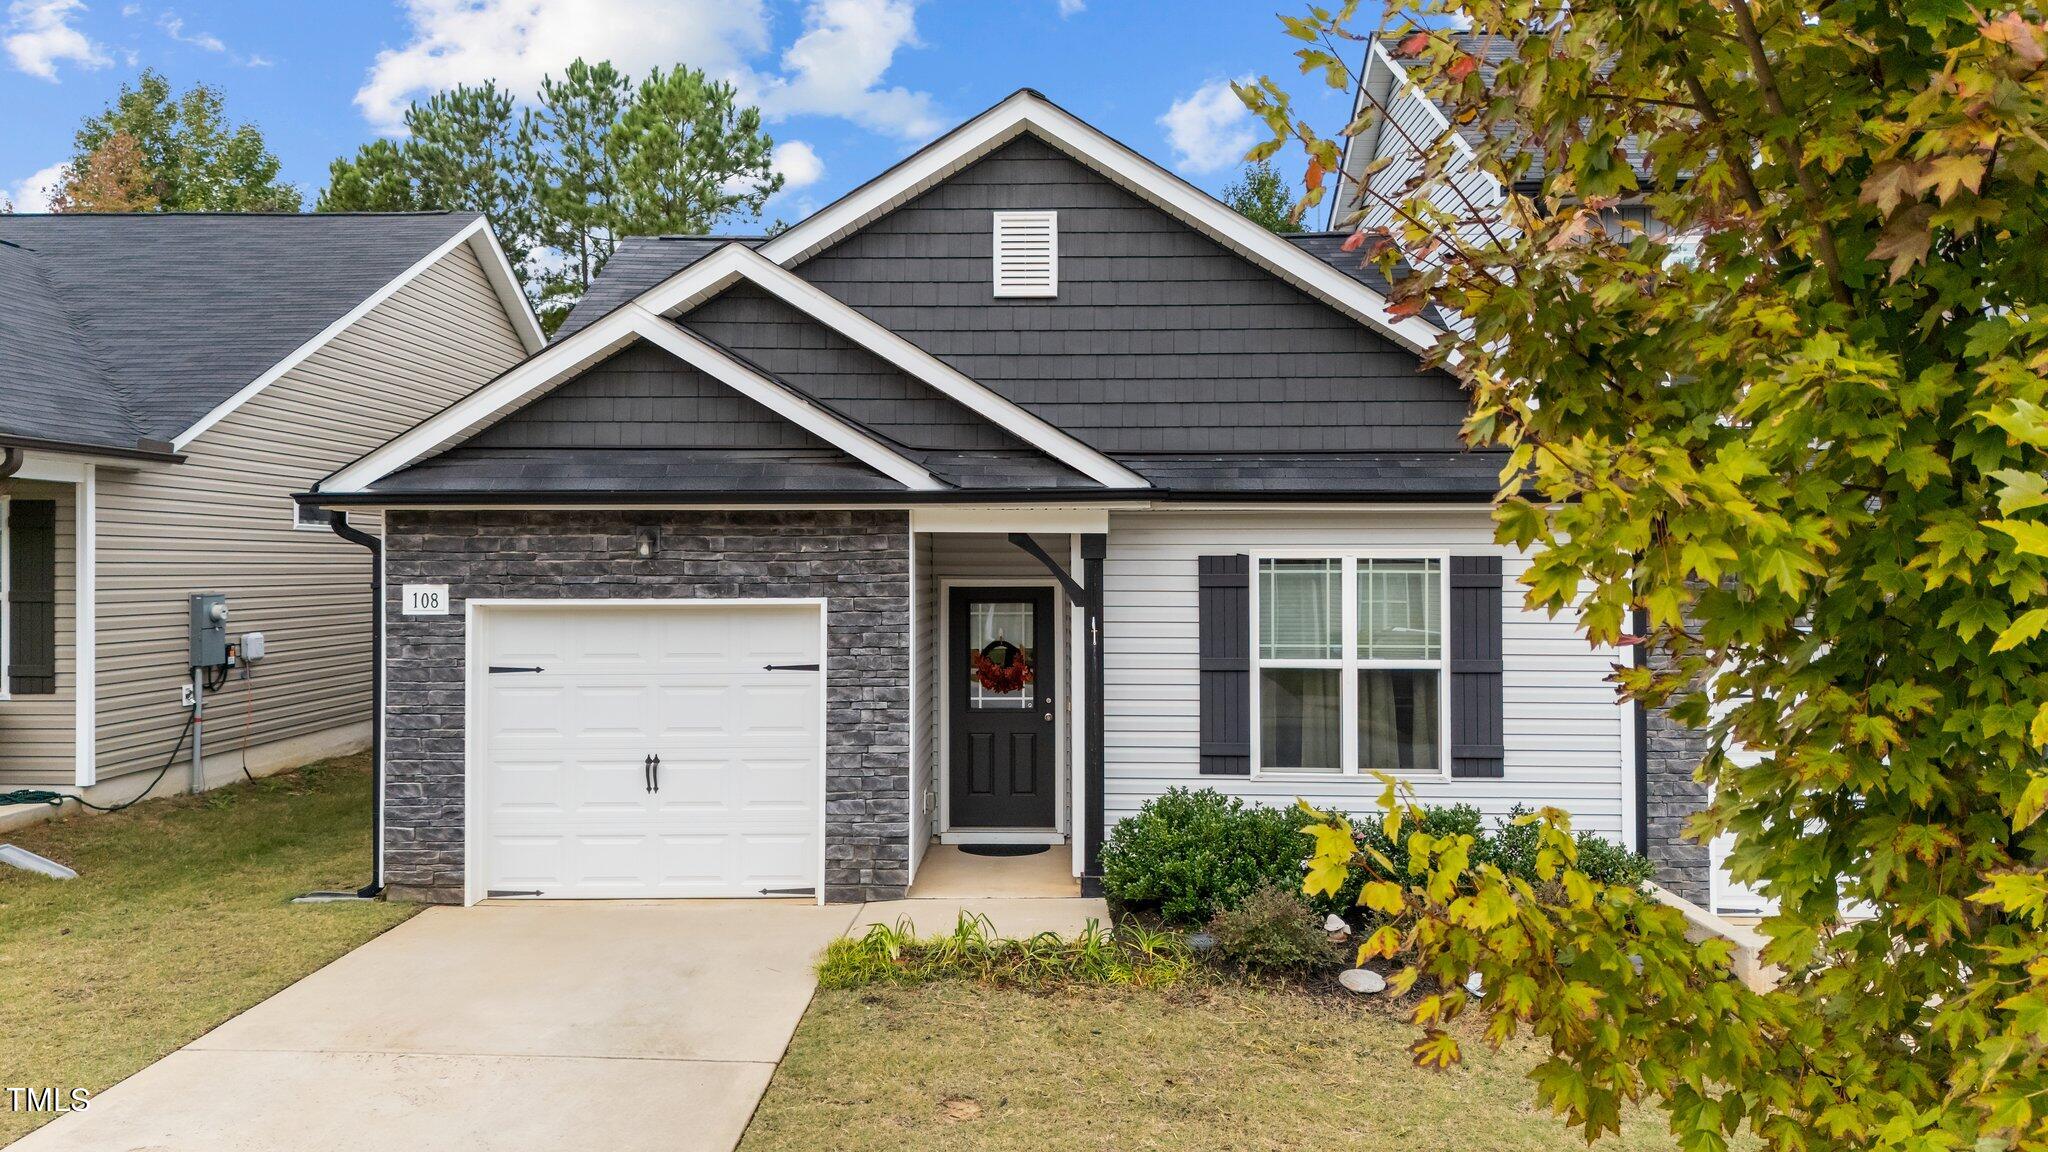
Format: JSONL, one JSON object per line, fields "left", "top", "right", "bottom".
{"left": 971, "top": 639, "right": 1035, "bottom": 694}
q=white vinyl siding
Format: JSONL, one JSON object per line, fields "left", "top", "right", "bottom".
{"left": 1101, "top": 510, "right": 1631, "bottom": 839}
{"left": 87, "top": 244, "right": 528, "bottom": 783}
{"left": 0, "top": 480, "right": 76, "bottom": 785}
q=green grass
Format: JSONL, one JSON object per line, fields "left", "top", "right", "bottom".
{"left": 0, "top": 754, "right": 415, "bottom": 1147}
{"left": 741, "top": 983, "right": 1700, "bottom": 1152}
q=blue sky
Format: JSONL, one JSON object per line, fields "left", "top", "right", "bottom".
{"left": 1, "top": 0, "right": 1364, "bottom": 229}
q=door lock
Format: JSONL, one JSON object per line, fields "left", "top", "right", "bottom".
{"left": 1043, "top": 712, "right": 1053, "bottom": 721}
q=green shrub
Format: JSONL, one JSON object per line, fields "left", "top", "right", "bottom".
{"left": 1102, "top": 790, "right": 1655, "bottom": 930}
{"left": 1484, "top": 805, "right": 1656, "bottom": 889}
{"left": 1205, "top": 882, "right": 1341, "bottom": 977}
{"left": 1099, "top": 788, "right": 1311, "bottom": 924}
{"left": 816, "top": 912, "right": 1192, "bottom": 989}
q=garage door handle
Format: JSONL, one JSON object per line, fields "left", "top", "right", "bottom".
{"left": 652, "top": 754, "right": 660, "bottom": 793}
{"left": 764, "top": 663, "right": 819, "bottom": 672}
{"left": 643, "top": 754, "right": 659, "bottom": 793}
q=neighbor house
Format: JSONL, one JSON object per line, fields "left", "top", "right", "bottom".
{"left": 1326, "top": 38, "right": 1742, "bottom": 914}
{"left": 0, "top": 213, "right": 541, "bottom": 822}
{"left": 304, "top": 90, "right": 1652, "bottom": 906}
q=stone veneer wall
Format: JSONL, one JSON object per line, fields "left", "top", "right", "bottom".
{"left": 380, "top": 509, "right": 911, "bottom": 904}
{"left": 1643, "top": 641, "right": 1713, "bottom": 904}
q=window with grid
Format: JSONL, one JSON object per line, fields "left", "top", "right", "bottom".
{"left": 1254, "top": 555, "right": 1444, "bottom": 775}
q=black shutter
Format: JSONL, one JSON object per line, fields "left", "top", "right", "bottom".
{"left": 1198, "top": 554, "right": 1251, "bottom": 775}
{"left": 8, "top": 499, "right": 58, "bottom": 695}
{"left": 1449, "top": 554, "right": 1504, "bottom": 778}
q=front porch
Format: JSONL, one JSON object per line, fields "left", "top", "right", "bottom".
{"left": 904, "top": 512, "right": 1107, "bottom": 897}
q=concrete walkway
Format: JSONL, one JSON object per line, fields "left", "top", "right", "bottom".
{"left": 13, "top": 901, "right": 861, "bottom": 1152}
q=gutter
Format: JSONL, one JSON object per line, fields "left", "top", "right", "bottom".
{"left": 297, "top": 486, "right": 1511, "bottom": 509}
{"left": 325, "top": 511, "right": 384, "bottom": 899}
{"left": 0, "top": 434, "right": 184, "bottom": 464}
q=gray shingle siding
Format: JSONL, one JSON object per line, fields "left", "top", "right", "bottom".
{"left": 381, "top": 509, "right": 912, "bottom": 904}
{"left": 464, "top": 342, "right": 832, "bottom": 452}
{"left": 792, "top": 134, "right": 1470, "bottom": 455}
{"left": 684, "top": 283, "right": 1032, "bottom": 453}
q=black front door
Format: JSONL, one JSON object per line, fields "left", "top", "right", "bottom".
{"left": 948, "top": 587, "right": 1057, "bottom": 829}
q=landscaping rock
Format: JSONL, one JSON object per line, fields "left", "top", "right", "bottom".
{"left": 1339, "top": 968, "right": 1386, "bottom": 995}
{"left": 1465, "top": 972, "right": 1484, "bottom": 998}
{"left": 1323, "top": 914, "right": 1351, "bottom": 935}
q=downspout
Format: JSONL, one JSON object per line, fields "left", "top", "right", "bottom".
{"left": 0, "top": 447, "right": 23, "bottom": 478}
{"left": 1632, "top": 606, "right": 1650, "bottom": 854}
{"left": 327, "top": 510, "right": 384, "bottom": 899}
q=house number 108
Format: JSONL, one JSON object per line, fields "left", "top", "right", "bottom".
{"left": 402, "top": 584, "right": 450, "bottom": 616}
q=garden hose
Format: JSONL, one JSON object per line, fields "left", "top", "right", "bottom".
{"left": 0, "top": 711, "right": 193, "bottom": 815}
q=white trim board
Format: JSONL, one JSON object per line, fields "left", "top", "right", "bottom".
{"left": 174, "top": 217, "right": 545, "bottom": 451}
{"left": 757, "top": 89, "right": 1447, "bottom": 359}
{"left": 321, "top": 303, "right": 943, "bottom": 495}
{"left": 73, "top": 465, "right": 95, "bottom": 786}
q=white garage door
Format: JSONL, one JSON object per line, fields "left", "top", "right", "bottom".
{"left": 477, "top": 602, "right": 823, "bottom": 900}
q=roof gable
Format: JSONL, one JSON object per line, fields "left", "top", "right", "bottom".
{"left": 788, "top": 134, "right": 1473, "bottom": 454}
{"left": 0, "top": 212, "right": 540, "bottom": 456}
{"left": 465, "top": 341, "right": 840, "bottom": 452}
{"left": 682, "top": 283, "right": 1045, "bottom": 456}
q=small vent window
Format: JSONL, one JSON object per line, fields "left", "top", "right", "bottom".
{"left": 992, "top": 211, "right": 1057, "bottom": 298}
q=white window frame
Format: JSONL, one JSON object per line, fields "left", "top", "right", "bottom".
{"left": 1247, "top": 548, "right": 1453, "bottom": 781}
{"left": 291, "top": 501, "right": 333, "bottom": 532}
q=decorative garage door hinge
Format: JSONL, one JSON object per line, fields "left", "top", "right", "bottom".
{"left": 487, "top": 666, "right": 545, "bottom": 674}
{"left": 760, "top": 887, "right": 817, "bottom": 896}
{"left": 487, "top": 889, "right": 543, "bottom": 897}
{"left": 762, "top": 663, "right": 819, "bottom": 672}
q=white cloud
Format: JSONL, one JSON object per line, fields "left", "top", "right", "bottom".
{"left": 771, "top": 140, "right": 823, "bottom": 190}
{"left": 355, "top": 0, "right": 773, "bottom": 133}
{"left": 1056, "top": 0, "right": 1083, "bottom": 15}
{"left": 4, "top": 0, "right": 110, "bottom": 80}
{"left": 8, "top": 161, "right": 70, "bottom": 212}
{"left": 156, "top": 12, "right": 222, "bottom": 52}
{"left": 356, "top": 0, "right": 942, "bottom": 143}
{"left": 752, "top": 0, "right": 938, "bottom": 140}
{"left": 1158, "top": 75, "right": 1257, "bottom": 175}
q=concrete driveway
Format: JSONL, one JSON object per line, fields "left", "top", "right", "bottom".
{"left": 14, "top": 901, "right": 861, "bottom": 1152}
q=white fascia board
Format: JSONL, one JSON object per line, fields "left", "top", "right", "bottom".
{"left": 635, "top": 244, "right": 1147, "bottom": 489}
{"left": 320, "top": 306, "right": 646, "bottom": 493}
{"left": 174, "top": 217, "right": 542, "bottom": 451}
{"left": 468, "top": 223, "right": 547, "bottom": 353}
{"left": 757, "top": 90, "right": 1447, "bottom": 359}
{"left": 625, "top": 306, "right": 944, "bottom": 492}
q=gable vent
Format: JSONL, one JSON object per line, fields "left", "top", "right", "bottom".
{"left": 992, "top": 211, "right": 1058, "bottom": 298}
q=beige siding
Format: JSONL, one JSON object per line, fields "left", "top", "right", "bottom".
{"left": 91, "top": 243, "right": 528, "bottom": 783}
{"left": 0, "top": 480, "right": 77, "bottom": 785}
{"left": 1102, "top": 510, "right": 1632, "bottom": 840}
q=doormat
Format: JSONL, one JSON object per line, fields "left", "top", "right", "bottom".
{"left": 959, "top": 843, "right": 1050, "bottom": 857}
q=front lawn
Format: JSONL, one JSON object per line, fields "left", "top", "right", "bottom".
{"left": 0, "top": 754, "right": 415, "bottom": 1147}
{"left": 741, "top": 983, "right": 1690, "bottom": 1152}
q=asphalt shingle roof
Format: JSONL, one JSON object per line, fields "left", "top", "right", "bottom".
{"left": 554, "top": 236, "right": 765, "bottom": 341}
{"left": 0, "top": 212, "right": 482, "bottom": 454}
